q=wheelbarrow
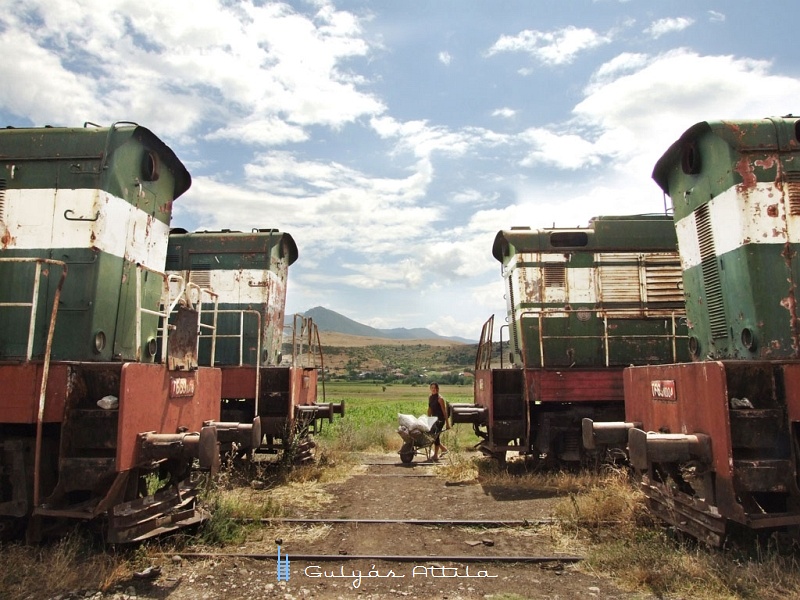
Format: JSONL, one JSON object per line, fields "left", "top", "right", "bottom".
{"left": 397, "top": 414, "right": 439, "bottom": 464}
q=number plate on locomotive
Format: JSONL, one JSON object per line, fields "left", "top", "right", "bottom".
{"left": 170, "top": 376, "right": 196, "bottom": 398}
{"left": 650, "top": 379, "right": 676, "bottom": 401}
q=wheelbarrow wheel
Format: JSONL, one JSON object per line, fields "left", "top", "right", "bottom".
{"left": 399, "top": 442, "right": 415, "bottom": 464}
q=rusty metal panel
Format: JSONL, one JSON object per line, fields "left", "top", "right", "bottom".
{"left": 624, "top": 362, "right": 740, "bottom": 517}
{"left": 513, "top": 257, "right": 541, "bottom": 303}
{"left": 289, "top": 366, "right": 317, "bottom": 410}
{"left": 0, "top": 363, "right": 69, "bottom": 423}
{"left": 473, "top": 371, "right": 493, "bottom": 409}
{"left": 528, "top": 368, "right": 624, "bottom": 403}
{"left": 781, "top": 363, "right": 800, "bottom": 422}
{"left": 220, "top": 366, "right": 258, "bottom": 399}
{"left": 116, "top": 363, "right": 221, "bottom": 471}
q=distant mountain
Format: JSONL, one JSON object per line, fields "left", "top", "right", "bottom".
{"left": 294, "top": 306, "right": 475, "bottom": 344}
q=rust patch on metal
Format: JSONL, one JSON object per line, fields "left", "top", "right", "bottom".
{"left": 780, "top": 240, "right": 800, "bottom": 357}
{"left": 1, "top": 228, "right": 14, "bottom": 248}
{"left": 767, "top": 204, "right": 779, "bottom": 217}
{"left": 735, "top": 157, "right": 758, "bottom": 191}
{"left": 755, "top": 155, "right": 778, "bottom": 170}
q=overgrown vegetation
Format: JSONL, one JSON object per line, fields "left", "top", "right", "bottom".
{"left": 0, "top": 529, "right": 132, "bottom": 599}
{"left": 547, "top": 467, "right": 800, "bottom": 599}
{"left": 320, "top": 342, "right": 490, "bottom": 383}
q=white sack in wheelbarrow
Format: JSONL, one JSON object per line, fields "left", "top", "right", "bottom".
{"left": 398, "top": 413, "right": 438, "bottom": 433}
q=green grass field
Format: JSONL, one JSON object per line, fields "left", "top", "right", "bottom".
{"left": 315, "top": 381, "right": 477, "bottom": 453}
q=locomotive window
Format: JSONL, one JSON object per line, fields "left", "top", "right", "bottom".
{"left": 142, "top": 151, "right": 160, "bottom": 181}
{"left": 550, "top": 232, "right": 588, "bottom": 247}
{"left": 681, "top": 141, "right": 701, "bottom": 175}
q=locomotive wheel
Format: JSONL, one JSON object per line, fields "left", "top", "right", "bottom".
{"left": 399, "top": 442, "right": 415, "bottom": 464}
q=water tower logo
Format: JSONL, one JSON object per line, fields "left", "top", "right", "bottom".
{"left": 277, "top": 544, "right": 290, "bottom": 581}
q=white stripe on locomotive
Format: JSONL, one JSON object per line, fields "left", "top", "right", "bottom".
{"left": 2, "top": 188, "right": 169, "bottom": 270}
{"left": 675, "top": 181, "right": 800, "bottom": 269}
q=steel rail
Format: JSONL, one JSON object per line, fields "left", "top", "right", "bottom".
{"left": 168, "top": 551, "right": 582, "bottom": 563}
{"left": 241, "top": 517, "right": 556, "bottom": 526}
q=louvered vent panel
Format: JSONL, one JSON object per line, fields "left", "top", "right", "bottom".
{"left": 597, "top": 254, "right": 640, "bottom": 303}
{"left": 542, "top": 263, "right": 565, "bottom": 288}
{"left": 695, "top": 205, "right": 727, "bottom": 339}
{"left": 599, "top": 266, "right": 641, "bottom": 302}
{"left": 644, "top": 255, "right": 683, "bottom": 302}
{"left": 190, "top": 261, "right": 211, "bottom": 288}
{"left": 507, "top": 275, "right": 520, "bottom": 357}
{"left": 787, "top": 171, "right": 800, "bottom": 215}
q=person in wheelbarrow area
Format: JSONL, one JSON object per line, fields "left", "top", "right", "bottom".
{"left": 427, "top": 382, "right": 451, "bottom": 461}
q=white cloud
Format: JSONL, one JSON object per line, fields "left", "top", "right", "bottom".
{"left": 487, "top": 26, "right": 611, "bottom": 65}
{"left": 518, "top": 127, "right": 606, "bottom": 169}
{"left": 576, "top": 49, "right": 800, "bottom": 173}
{"left": 645, "top": 17, "right": 694, "bottom": 39}
{"left": 438, "top": 51, "right": 452, "bottom": 66}
{"left": 708, "top": 11, "right": 725, "bottom": 23}
{"left": 492, "top": 107, "right": 517, "bottom": 119}
{"left": 0, "top": 0, "right": 384, "bottom": 139}
{"left": 369, "top": 116, "right": 511, "bottom": 171}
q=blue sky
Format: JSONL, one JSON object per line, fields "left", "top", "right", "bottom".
{"left": 2, "top": 1, "right": 799, "bottom": 341}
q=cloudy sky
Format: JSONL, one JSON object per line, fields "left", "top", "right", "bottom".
{"left": 2, "top": 1, "right": 798, "bottom": 341}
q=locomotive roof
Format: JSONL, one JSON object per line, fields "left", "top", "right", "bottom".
{"left": 492, "top": 214, "right": 676, "bottom": 262}
{"left": 652, "top": 116, "right": 800, "bottom": 195}
{"left": 168, "top": 228, "right": 299, "bottom": 266}
{"left": 0, "top": 122, "right": 191, "bottom": 199}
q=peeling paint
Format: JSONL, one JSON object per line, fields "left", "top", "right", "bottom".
{"left": 1, "top": 228, "right": 14, "bottom": 248}
{"left": 735, "top": 157, "right": 758, "bottom": 191}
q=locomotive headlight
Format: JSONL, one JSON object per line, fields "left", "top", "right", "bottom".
{"left": 93, "top": 330, "right": 106, "bottom": 353}
{"left": 741, "top": 328, "right": 757, "bottom": 351}
{"left": 146, "top": 337, "right": 158, "bottom": 357}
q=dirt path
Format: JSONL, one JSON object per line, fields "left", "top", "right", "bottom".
{"left": 103, "top": 453, "right": 655, "bottom": 600}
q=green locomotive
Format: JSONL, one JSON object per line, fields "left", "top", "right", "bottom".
{"left": 459, "top": 215, "right": 688, "bottom": 463}
{"left": 0, "top": 123, "right": 220, "bottom": 542}
{"left": 166, "top": 229, "right": 342, "bottom": 462}
{"left": 596, "top": 116, "right": 800, "bottom": 546}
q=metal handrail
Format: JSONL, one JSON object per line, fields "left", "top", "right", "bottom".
{"left": 0, "top": 257, "right": 68, "bottom": 507}
{"left": 474, "top": 315, "right": 494, "bottom": 371}
{"left": 202, "top": 308, "right": 262, "bottom": 411}
{"left": 141, "top": 266, "right": 219, "bottom": 366}
{"left": 288, "top": 315, "right": 326, "bottom": 403}
{"left": 186, "top": 283, "right": 219, "bottom": 366}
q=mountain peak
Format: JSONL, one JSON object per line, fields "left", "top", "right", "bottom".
{"left": 299, "top": 306, "right": 473, "bottom": 344}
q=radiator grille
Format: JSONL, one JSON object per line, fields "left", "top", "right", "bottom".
{"left": 189, "top": 261, "right": 211, "bottom": 288}
{"left": 644, "top": 256, "right": 683, "bottom": 303}
{"left": 695, "top": 205, "right": 727, "bottom": 339}
{"left": 598, "top": 254, "right": 641, "bottom": 304}
{"left": 786, "top": 171, "right": 800, "bottom": 215}
{"left": 542, "top": 263, "right": 566, "bottom": 288}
